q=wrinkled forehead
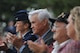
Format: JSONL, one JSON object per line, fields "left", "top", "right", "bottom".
{"left": 54, "top": 21, "right": 61, "bottom": 25}
{"left": 54, "top": 21, "right": 67, "bottom": 27}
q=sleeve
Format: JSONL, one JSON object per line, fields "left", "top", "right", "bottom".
{"left": 6, "top": 49, "right": 16, "bottom": 53}
{"left": 19, "top": 45, "right": 25, "bottom": 53}
{"left": 65, "top": 41, "right": 80, "bottom": 53}
{"left": 69, "top": 41, "right": 80, "bottom": 53}
{"left": 21, "top": 44, "right": 33, "bottom": 53}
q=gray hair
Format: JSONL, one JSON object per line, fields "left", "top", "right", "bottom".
{"left": 28, "top": 9, "right": 52, "bottom": 26}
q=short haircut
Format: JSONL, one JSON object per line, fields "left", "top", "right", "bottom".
{"left": 28, "top": 9, "right": 52, "bottom": 26}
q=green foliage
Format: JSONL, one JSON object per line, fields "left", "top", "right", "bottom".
{"left": 0, "top": 0, "right": 80, "bottom": 21}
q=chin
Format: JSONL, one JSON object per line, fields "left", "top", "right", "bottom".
{"left": 53, "top": 36, "right": 56, "bottom": 40}
{"left": 67, "top": 32, "right": 70, "bottom": 36}
{"left": 33, "top": 32, "right": 36, "bottom": 34}
{"left": 67, "top": 33, "right": 71, "bottom": 38}
{"left": 16, "top": 30, "right": 19, "bottom": 32}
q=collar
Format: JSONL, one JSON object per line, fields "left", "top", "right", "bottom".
{"left": 17, "top": 30, "right": 31, "bottom": 38}
{"left": 53, "top": 39, "right": 71, "bottom": 48}
{"left": 22, "top": 30, "right": 31, "bottom": 38}
{"left": 41, "top": 29, "right": 50, "bottom": 38}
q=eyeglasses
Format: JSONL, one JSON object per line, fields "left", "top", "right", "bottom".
{"left": 50, "top": 23, "right": 57, "bottom": 30}
{"left": 51, "top": 24, "right": 66, "bottom": 30}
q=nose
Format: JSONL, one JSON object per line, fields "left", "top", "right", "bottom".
{"left": 31, "top": 24, "right": 33, "bottom": 28}
{"left": 51, "top": 26, "right": 56, "bottom": 32}
{"left": 66, "top": 24, "right": 68, "bottom": 30}
{"left": 14, "top": 23, "right": 17, "bottom": 27}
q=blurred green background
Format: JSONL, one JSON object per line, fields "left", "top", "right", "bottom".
{"left": 0, "top": 0, "right": 80, "bottom": 22}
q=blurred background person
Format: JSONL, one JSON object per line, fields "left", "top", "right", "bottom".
{"left": 4, "top": 20, "right": 16, "bottom": 35}
{"left": 2, "top": 19, "right": 16, "bottom": 53}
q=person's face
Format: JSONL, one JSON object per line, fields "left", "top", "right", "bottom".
{"left": 66, "top": 14, "right": 76, "bottom": 39}
{"left": 29, "top": 14, "right": 46, "bottom": 35}
{"left": 52, "top": 21, "right": 67, "bottom": 40}
{"left": 15, "top": 21, "right": 26, "bottom": 32}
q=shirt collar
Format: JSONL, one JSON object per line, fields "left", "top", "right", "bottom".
{"left": 22, "top": 30, "right": 31, "bottom": 38}
{"left": 53, "top": 39, "right": 71, "bottom": 48}
{"left": 41, "top": 29, "right": 50, "bottom": 38}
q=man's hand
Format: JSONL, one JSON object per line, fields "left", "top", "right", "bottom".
{"left": 0, "top": 41, "right": 8, "bottom": 51}
{"left": 27, "top": 39, "right": 47, "bottom": 53}
{"left": 6, "top": 33, "right": 24, "bottom": 50}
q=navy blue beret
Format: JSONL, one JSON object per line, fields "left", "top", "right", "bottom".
{"left": 14, "top": 10, "right": 29, "bottom": 21}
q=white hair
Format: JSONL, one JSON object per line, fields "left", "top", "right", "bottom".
{"left": 28, "top": 9, "right": 52, "bottom": 26}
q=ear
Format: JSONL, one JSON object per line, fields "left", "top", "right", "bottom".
{"left": 43, "top": 19, "right": 48, "bottom": 25}
{"left": 24, "top": 23, "right": 29, "bottom": 29}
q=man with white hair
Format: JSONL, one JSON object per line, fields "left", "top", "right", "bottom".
{"left": 27, "top": 9, "right": 55, "bottom": 53}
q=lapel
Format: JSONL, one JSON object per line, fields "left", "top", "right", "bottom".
{"left": 43, "top": 30, "right": 54, "bottom": 45}
{"left": 43, "top": 30, "right": 53, "bottom": 40}
{"left": 23, "top": 30, "right": 32, "bottom": 41}
{"left": 35, "top": 29, "right": 54, "bottom": 46}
